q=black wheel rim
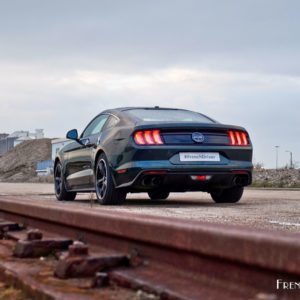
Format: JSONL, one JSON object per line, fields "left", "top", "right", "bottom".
{"left": 96, "top": 159, "right": 107, "bottom": 200}
{"left": 54, "top": 164, "right": 62, "bottom": 196}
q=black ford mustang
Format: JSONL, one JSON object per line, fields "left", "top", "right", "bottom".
{"left": 54, "top": 107, "right": 253, "bottom": 205}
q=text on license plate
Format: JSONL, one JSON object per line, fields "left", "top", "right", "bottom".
{"left": 179, "top": 152, "right": 220, "bottom": 162}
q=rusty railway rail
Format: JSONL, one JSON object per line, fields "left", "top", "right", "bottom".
{"left": 0, "top": 195, "right": 299, "bottom": 300}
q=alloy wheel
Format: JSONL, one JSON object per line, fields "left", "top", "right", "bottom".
{"left": 54, "top": 164, "right": 62, "bottom": 196}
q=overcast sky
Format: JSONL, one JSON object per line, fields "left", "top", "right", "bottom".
{"left": 0, "top": 0, "right": 299, "bottom": 168}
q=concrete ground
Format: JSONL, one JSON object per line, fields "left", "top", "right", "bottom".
{"left": 0, "top": 182, "right": 299, "bottom": 233}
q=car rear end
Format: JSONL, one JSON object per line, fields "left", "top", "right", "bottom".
{"left": 113, "top": 108, "right": 253, "bottom": 194}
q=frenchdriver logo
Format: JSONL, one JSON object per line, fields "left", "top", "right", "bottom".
{"left": 277, "top": 279, "right": 300, "bottom": 290}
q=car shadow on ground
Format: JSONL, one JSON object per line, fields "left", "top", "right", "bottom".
{"left": 74, "top": 197, "right": 247, "bottom": 208}
{"left": 124, "top": 198, "right": 248, "bottom": 208}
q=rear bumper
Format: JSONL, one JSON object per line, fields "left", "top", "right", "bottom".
{"left": 114, "top": 160, "right": 253, "bottom": 192}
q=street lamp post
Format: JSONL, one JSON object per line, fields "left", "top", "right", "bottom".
{"left": 275, "top": 146, "right": 280, "bottom": 170}
{"left": 286, "top": 150, "right": 293, "bottom": 169}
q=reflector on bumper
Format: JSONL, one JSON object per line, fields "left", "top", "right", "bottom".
{"left": 190, "top": 175, "right": 212, "bottom": 181}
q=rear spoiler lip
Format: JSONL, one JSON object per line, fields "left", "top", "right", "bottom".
{"left": 134, "top": 123, "right": 247, "bottom": 133}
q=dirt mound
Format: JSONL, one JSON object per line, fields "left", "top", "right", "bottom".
{"left": 0, "top": 139, "right": 52, "bottom": 182}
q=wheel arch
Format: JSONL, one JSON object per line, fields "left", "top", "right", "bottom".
{"left": 94, "top": 149, "right": 105, "bottom": 172}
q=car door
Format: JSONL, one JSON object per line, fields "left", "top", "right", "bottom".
{"left": 65, "top": 114, "right": 109, "bottom": 190}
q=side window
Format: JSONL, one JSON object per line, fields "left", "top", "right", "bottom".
{"left": 81, "top": 115, "right": 109, "bottom": 138}
{"left": 103, "top": 116, "right": 119, "bottom": 130}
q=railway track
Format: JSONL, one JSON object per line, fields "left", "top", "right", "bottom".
{"left": 0, "top": 195, "right": 299, "bottom": 300}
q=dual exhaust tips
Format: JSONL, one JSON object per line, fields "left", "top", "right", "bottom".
{"left": 141, "top": 175, "right": 162, "bottom": 187}
{"left": 141, "top": 173, "right": 249, "bottom": 188}
{"left": 233, "top": 175, "right": 249, "bottom": 187}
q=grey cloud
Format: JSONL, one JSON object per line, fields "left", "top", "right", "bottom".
{"left": 1, "top": 1, "right": 300, "bottom": 74}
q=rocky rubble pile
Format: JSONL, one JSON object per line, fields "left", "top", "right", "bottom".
{"left": 252, "top": 168, "right": 300, "bottom": 188}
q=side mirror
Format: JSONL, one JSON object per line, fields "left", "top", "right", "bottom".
{"left": 66, "top": 129, "right": 78, "bottom": 140}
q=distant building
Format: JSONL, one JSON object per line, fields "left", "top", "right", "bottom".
{"left": 8, "top": 130, "right": 30, "bottom": 138}
{"left": 0, "top": 129, "right": 45, "bottom": 156}
{"left": 34, "top": 129, "right": 44, "bottom": 139}
{"left": 9, "top": 129, "right": 44, "bottom": 139}
{"left": 51, "top": 138, "right": 72, "bottom": 161}
{"left": 0, "top": 137, "right": 17, "bottom": 156}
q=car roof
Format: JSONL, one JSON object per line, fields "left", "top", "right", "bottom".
{"left": 103, "top": 106, "right": 187, "bottom": 113}
{"left": 102, "top": 107, "right": 193, "bottom": 117}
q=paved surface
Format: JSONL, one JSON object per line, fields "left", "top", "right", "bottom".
{"left": 0, "top": 183, "right": 299, "bottom": 233}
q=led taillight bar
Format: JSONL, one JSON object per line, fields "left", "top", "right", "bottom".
{"left": 134, "top": 130, "right": 164, "bottom": 145}
{"left": 228, "top": 131, "right": 249, "bottom": 146}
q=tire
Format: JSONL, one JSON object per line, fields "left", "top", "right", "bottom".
{"left": 95, "top": 153, "right": 126, "bottom": 205}
{"left": 54, "top": 162, "right": 77, "bottom": 201}
{"left": 210, "top": 186, "right": 244, "bottom": 203}
{"left": 148, "top": 190, "right": 170, "bottom": 200}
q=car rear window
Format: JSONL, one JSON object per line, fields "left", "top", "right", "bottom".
{"left": 127, "top": 109, "right": 215, "bottom": 123}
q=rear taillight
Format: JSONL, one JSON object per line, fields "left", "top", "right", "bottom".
{"left": 228, "top": 131, "right": 249, "bottom": 146}
{"left": 134, "top": 130, "right": 164, "bottom": 145}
